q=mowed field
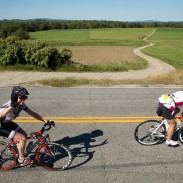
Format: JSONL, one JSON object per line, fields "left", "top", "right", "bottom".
{"left": 65, "top": 46, "right": 138, "bottom": 65}
{"left": 142, "top": 28, "right": 183, "bottom": 69}
{"left": 30, "top": 28, "right": 154, "bottom": 65}
{"left": 30, "top": 28, "right": 183, "bottom": 67}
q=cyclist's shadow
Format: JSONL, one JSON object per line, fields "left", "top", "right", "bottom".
{"left": 55, "top": 129, "right": 108, "bottom": 169}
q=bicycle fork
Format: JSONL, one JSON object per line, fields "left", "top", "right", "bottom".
{"left": 43, "top": 144, "right": 54, "bottom": 157}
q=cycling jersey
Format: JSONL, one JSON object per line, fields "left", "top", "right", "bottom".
{"left": 158, "top": 91, "right": 183, "bottom": 111}
{"left": 0, "top": 101, "right": 28, "bottom": 123}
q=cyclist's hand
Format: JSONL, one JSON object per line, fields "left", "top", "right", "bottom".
{"left": 45, "top": 120, "right": 55, "bottom": 126}
{"left": 11, "top": 92, "right": 19, "bottom": 107}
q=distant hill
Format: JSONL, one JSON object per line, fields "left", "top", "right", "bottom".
{"left": 1, "top": 18, "right": 182, "bottom": 23}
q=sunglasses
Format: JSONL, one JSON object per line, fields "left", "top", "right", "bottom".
{"left": 19, "top": 96, "right": 28, "bottom": 100}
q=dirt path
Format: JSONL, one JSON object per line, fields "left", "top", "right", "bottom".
{"left": 0, "top": 29, "right": 175, "bottom": 87}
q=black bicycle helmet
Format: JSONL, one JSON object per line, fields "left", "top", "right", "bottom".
{"left": 12, "top": 86, "right": 29, "bottom": 97}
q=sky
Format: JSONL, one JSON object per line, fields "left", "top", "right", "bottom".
{"left": 0, "top": 0, "right": 183, "bottom": 22}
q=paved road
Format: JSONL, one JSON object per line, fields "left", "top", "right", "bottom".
{"left": 1, "top": 87, "right": 183, "bottom": 183}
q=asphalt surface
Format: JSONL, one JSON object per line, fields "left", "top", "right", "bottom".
{"left": 1, "top": 86, "right": 183, "bottom": 183}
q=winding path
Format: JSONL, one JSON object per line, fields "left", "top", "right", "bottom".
{"left": 0, "top": 29, "right": 175, "bottom": 87}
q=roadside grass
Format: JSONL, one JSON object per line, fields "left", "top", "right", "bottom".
{"left": 33, "top": 70, "right": 183, "bottom": 87}
{"left": 0, "top": 60, "right": 147, "bottom": 72}
{"left": 0, "top": 64, "right": 52, "bottom": 71}
{"left": 56, "top": 60, "right": 147, "bottom": 72}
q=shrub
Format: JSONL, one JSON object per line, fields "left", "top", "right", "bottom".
{"left": 0, "top": 36, "right": 72, "bottom": 69}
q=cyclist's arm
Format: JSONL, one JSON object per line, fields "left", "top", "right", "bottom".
{"left": 25, "top": 108, "right": 46, "bottom": 123}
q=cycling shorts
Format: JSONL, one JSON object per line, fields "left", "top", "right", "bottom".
{"left": 0, "top": 121, "right": 21, "bottom": 139}
{"left": 158, "top": 103, "right": 176, "bottom": 120}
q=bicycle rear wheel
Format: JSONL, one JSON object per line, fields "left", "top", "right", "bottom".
{"left": 0, "top": 141, "right": 17, "bottom": 170}
{"left": 178, "top": 126, "right": 183, "bottom": 144}
{"left": 35, "top": 142, "right": 73, "bottom": 171}
{"left": 134, "top": 120, "right": 166, "bottom": 145}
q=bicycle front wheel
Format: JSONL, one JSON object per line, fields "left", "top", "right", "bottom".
{"left": 35, "top": 142, "right": 73, "bottom": 171}
{"left": 134, "top": 120, "right": 166, "bottom": 146}
{"left": 0, "top": 141, "right": 17, "bottom": 170}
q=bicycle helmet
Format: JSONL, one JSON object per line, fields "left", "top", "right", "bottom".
{"left": 12, "top": 86, "right": 29, "bottom": 97}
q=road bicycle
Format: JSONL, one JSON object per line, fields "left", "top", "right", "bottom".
{"left": 134, "top": 116, "right": 183, "bottom": 146}
{"left": 0, "top": 122, "right": 73, "bottom": 171}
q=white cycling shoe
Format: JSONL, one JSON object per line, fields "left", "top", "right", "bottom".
{"left": 18, "top": 158, "right": 34, "bottom": 166}
{"left": 165, "top": 140, "right": 179, "bottom": 147}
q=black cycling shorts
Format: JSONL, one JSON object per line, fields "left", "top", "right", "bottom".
{"left": 158, "top": 103, "right": 175, "bottom": 120}
{"left": 0, "top": 121, "right": 21, "bottom": 139}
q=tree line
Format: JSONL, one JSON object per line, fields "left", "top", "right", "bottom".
{"left": 0, "top": 19, "right": 183, "bottom": 40}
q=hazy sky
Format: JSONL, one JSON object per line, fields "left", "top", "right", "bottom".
{"left": 0, "top": 0, "right": 182, "bottom": 21}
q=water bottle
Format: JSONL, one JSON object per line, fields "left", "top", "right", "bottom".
{"left": 26, "top": 141, "right": 33, "bottom": 152}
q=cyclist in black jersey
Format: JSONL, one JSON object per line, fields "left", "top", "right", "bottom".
{"left": 0, "top": 86, "right": 53, "bottom": 166}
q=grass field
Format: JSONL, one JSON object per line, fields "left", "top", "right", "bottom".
{"left": 29, "top": 27, "right": 183, "bottom": 86}
{"left": 29, "top": 28, "right": 154, "bottom": 66}
{"left": 143, "top": 28, "right": 183, "bottom": 69}
{"left": 29, "top": 28, "right": 154, "bottom": 47}
{"left": 65, "top": 46, "right": 140, "bottom": 65}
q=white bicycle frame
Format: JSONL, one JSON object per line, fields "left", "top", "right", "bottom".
{"left": 148, "top": 119, "right": 166, "bottom": 137}
{"left": 149, "top": 118, "right": 183, "bottom": 138}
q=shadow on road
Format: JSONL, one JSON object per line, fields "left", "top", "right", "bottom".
{"left": 55, "top": 129, "right": 108, "bottom": 169}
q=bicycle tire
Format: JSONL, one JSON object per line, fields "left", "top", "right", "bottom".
{"left": 134, "top": 120, "right": 166, "bottom": 146}
{"left": 178, "top": 126, "right": 183, "bottom": 144}
{"left": 35, "top": 142, "right": 73, "bottom": 171}
{"left": 0, "top": 141, "right": 17, "bottom": 170}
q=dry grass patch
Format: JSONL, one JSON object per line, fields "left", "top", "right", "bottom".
{"left": 66, "top": 46, "right": 140, "bottom": 65}
{"left": 34, "top": 70, "right": 183, "bottom": 87}
{"left": 113, "top": 70, "right": 183, "bottom": 86}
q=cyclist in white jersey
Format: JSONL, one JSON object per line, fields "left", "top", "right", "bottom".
{"left": 157, "top": 91, "right": 183, "bottom": 147}
{"left": 0, "top": 86, "right": 53, "bottom": 166}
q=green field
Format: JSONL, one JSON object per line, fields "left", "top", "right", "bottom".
{"left": 28, "top": 27, "right": 183, "bottom": 86}
{"left": 143, "top": 28, "right": 183, "bottom": 69}
{"left": 29, "top": 28, "right": 154, "bottom": 47}
{"left": 30, "top": 27, "right": 183, "bottom": 69}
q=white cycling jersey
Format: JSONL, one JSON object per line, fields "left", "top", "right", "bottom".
{"left": 159, "top": 91, "right": 183, "bottom": 111}
{"left": 0, "top": 101, "right": 28, "bottom": 123}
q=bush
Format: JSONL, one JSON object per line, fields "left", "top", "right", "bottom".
{"left": 0, "top": 36, "right": 72, "bottom": 69}
{"left": 58, "top": 48, "right": 72, "bottom": 64}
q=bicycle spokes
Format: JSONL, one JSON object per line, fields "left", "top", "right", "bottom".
{"left": 134, "top": 120, "right": 166, "bottom": 145}
{"left": 0, "top": 142, "right": 17, "bottom": 170}
{"left": 35, "top": 143, "right": 73, "bottom": 170}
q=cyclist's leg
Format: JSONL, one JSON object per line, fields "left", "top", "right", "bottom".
{"left": 13, "top": 128, "right": 33, "bottom": 165}
{"left": 166, "top": 119, "right": 176, "bottom": 142}
{"left": 159, "top": 103, "right": 177, "bottom": 145}
{"left": 1, "top": 121, "right": 27, "bottom": 159}
{"left": 14, "top": 129, "right": 27, "bottom": 160}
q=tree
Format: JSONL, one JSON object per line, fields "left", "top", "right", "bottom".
{"left": 13, "top": 29, "right": 30, "bottom": 40}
